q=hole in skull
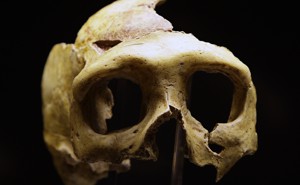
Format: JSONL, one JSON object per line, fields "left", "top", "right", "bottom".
{"left": 106, "top": 78, "right": 143, "bottom": 132}
{"left": 94, "top": 40, "right": 122, "bottom": 50}
{"left": 208, "top": 143, "right": 224, "bottom": 154}
{"left": 188, "top": 71, "right": 234, "bottom": 132}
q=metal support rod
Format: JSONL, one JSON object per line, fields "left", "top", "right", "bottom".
{"left": 171, "top": 122, "right": 185, "bottom": 185}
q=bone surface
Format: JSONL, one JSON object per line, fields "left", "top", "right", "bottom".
{"left": 41, "top": 0, "right": 257, "bottom": 184}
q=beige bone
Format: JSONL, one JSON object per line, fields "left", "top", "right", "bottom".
{"left": 42, "top": 0, "right": 257, "bottom": 184}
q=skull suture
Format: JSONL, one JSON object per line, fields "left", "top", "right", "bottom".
{"left": 41, "top": 0, "right": 257, "bottom": 184}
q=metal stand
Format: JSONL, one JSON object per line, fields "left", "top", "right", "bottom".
{"left": 171, "top": 123, "right": 185, "bottom": 185}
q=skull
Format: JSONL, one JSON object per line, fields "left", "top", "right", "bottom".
{"left": 41, "top": 0, "right": 257, "bottom": 185}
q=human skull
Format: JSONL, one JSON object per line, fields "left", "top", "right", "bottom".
{"left": 41, "top": 0, "right": 257, "bottom": 185}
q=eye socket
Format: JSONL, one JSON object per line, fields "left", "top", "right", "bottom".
{"left": 106, "top": 78, "right": 143, "bottom": 133}
{"left": 188, "top": 71, "right": 234, "bottom": 132}
{"left": 81, "top": 78, "right": 143, "bottom": 134}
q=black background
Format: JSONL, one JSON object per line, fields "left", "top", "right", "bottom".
{"left": 1, "top": 0, "right": 299, "bottom": 185}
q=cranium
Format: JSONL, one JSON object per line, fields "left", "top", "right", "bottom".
{"left": 41, "top": 0, "right": 257, "bottom": 184}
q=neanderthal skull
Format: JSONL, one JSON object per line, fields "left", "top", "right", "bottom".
{"left": 41, "top": 0, "right": 257, "bottom": 184}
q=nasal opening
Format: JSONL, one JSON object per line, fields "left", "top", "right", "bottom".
{"left": 97, "top": 116, "right": 217, "bottom": 185}
{"left": 106, "top": 118, "right": 178, "bottom": 185}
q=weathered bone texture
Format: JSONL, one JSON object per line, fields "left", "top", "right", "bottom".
{"left": 41, "top": 0, "right": 257, "bottom": 184}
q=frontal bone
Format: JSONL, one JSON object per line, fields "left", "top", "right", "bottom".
{"left": 41, "top": 0, "right": 257, "bottom": 184}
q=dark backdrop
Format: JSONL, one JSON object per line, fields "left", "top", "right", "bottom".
{"left": 1, "top": 0, "right": 299, "bottom": 185}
